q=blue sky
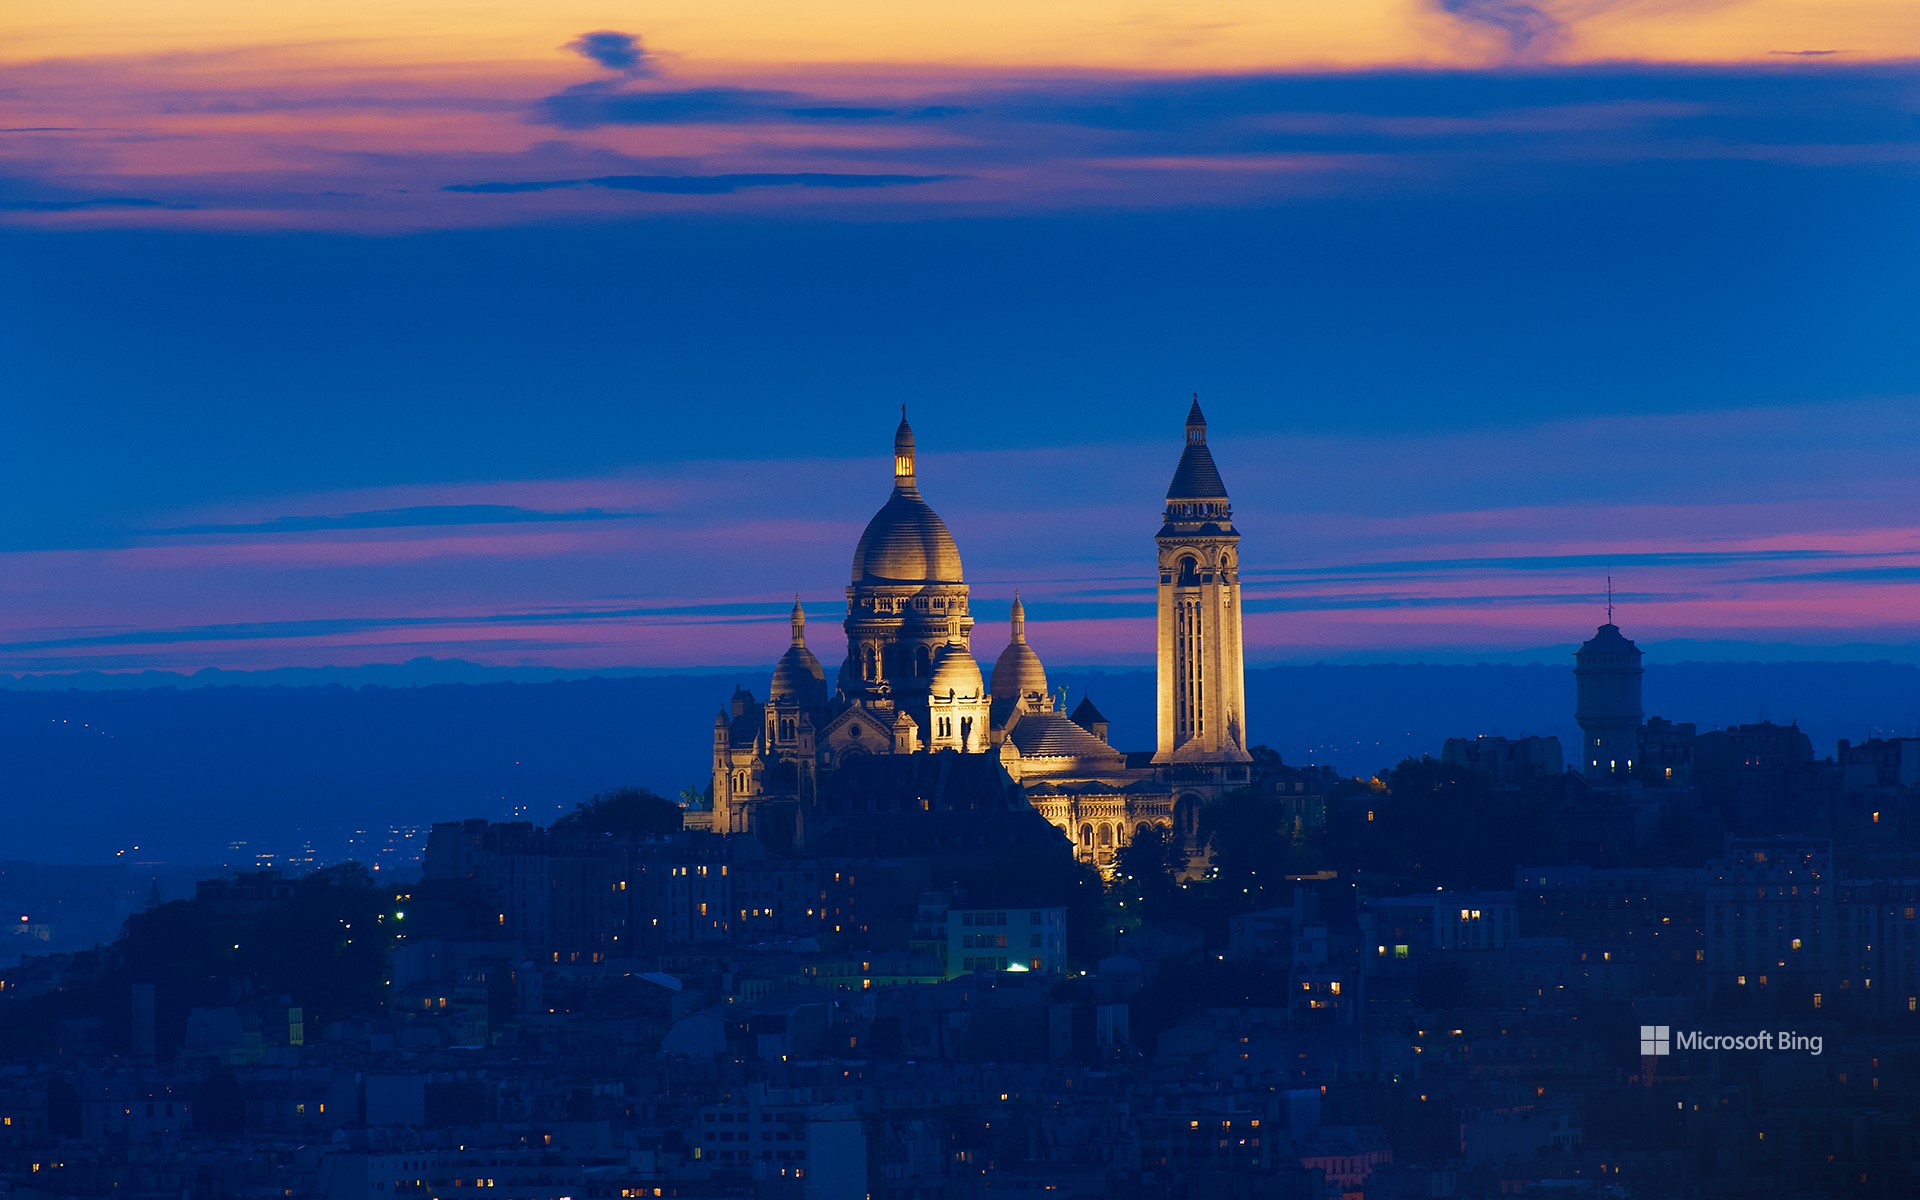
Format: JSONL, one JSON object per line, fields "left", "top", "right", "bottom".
{"left": 2, "top": 54, "right": 1917, "bottom": 675}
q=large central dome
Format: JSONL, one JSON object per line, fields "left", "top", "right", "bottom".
{"left": 849, "top": 410, "right": 964, "bottom": 585}
{"left": 852, "top": 492, "right": 964, "bottom": 584}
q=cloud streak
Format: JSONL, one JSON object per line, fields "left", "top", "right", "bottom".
{"left": 535, "top": 84, "right": 971, "bottom": 128}
{"left": 149, "top": 504, "right": 642, "bottom": 536}
{"left": 2, "top": 54, "right": 1913, "bottom": 228}
{"left": 445, "top": 171, "right": 956, "bottom": 195}
{"left": 0, "top": 196, "right": 169, "bottom": 212}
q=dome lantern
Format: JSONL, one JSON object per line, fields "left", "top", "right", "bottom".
{"left": 894, "top": 405, "right": 916, "bottom": 487}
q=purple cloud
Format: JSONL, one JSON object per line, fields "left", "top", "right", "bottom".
{"left": 565, "top": 31, "right": 655, "bottom": 78}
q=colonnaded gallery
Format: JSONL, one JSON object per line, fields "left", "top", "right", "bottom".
{"left": 708, "top": 399, "right": 1253, "bottom": 869}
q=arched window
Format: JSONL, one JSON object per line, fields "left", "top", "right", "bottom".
{"left": 862, "top": 644, "right": 878, "bottom": 680}
{"left": 915, "top": 645, "right": 931, "bottom": 676}
{"left": 1177, "top": 556, "right": 1201, "bottom": 586}
{"left": 1079, "top": 823, "right": 1093, "bottom": 848}
{"left": 1097, "top": 823, "right": 1113, "bottom": 847}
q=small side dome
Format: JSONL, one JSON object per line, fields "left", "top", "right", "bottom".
{"left": 770, "top": 599, "right": 827, "bottom": 705}
{"left": 930, "top": 642, "right": 984, "bottom": 698}
{"left": 770, "top": 646, "right": 827, "bottom": 704}
{"left": 991, "top": 592, "right": 1049, "bottom": 703}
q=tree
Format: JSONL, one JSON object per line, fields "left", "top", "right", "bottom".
{"left": 1198, "top": 790, "right": 1297, "bottom": 913}
{"left": 549, "top": 786, "right": 683, "bottom": 840}
{"left": 1247, "top": 743, "right": 1286, "bottom": 783}
{"left": 1113, "top": 825, "right": 1185, "bottom": 921}
{"left": 1328, "top": 756, "right": 1562, "bottom": 891}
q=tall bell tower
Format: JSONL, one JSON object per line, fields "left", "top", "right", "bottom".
{"left": 1154, "top": 397, "right": 1251, "bottom": 764}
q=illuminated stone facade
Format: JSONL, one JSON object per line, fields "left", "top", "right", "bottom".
{"left": 1154, "top": 398, "right": 1252, "bottom": 768}
{"left": 712, "top": 401, "right": 1253, "bottom": 867}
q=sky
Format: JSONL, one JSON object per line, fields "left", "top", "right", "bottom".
{"left": 2, "top": 1, "right": 1918, "bottom": 680}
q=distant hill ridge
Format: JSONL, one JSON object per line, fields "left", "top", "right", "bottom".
{"left": 2, "top": 660, "right": 1915, "bottom": 863}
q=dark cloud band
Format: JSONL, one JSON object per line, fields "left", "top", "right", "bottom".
{"left": 445, "top": 172, "right": 956, "bottom": 196}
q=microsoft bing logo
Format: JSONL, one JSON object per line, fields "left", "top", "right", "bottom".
{"left": 1640, "top": 1025, "right": 1670, "bottom": 1056}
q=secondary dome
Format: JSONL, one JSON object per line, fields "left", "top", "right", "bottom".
{"left": 991, "top": 592, "right": 1048, "bottom": 702}
{"left": 769, "top": 599, "right": 827, "bottom": 705}
{"left": 850, "top": 409, "right": 964, "bottom": 584}
{"left": 930, "top": 642, "right": 985, "bottom": 697}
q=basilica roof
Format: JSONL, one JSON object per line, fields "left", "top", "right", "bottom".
{"left": 1069, "top": 695, "right": 1107, "bottom": 727}
{"left": 1007, "top": 711, "right": 1125, "bottom": 762}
